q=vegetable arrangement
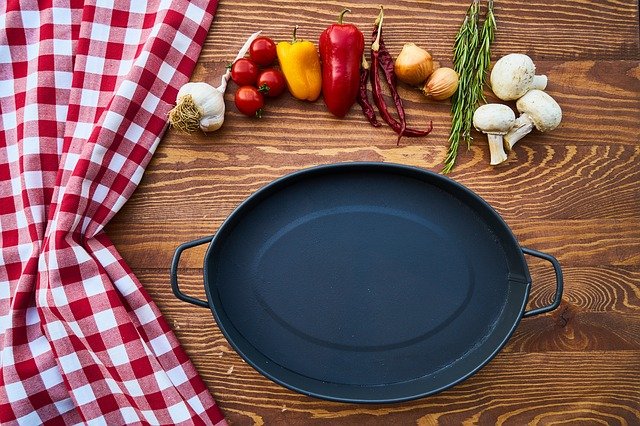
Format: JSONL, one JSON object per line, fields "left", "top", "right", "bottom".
{"left": 169, "top": 3, "right": 562, "bottom": 171}
{"left": 168, "top": 31, "right": 263, "bottom": 132}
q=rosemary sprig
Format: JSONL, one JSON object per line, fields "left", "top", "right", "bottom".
{"left": 443, "top": 0, "right": 479, "bottom": 173}
{"left": 443, "top": 0, "right": 496, "bottom": 174}
{"left": 475, "top": 0, "right": 496, "bottom": 102}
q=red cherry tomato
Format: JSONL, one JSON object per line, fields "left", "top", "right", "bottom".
{"left": 249, "top": 37, "right": 277, "bottom": 66}
{"left": 235, "top": 86, "right": 264, "bottom": 117}
{"left": 231, "top": 58, "right": 259, "bottom": 86}
{"left": 257, "top": 68, "right": 286, "bottom": 98}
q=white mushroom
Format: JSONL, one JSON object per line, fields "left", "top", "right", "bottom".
{"left": 473, "top": 104, "right": 516, "bottom": 165}
{"left": 490, "top": 53, "right": 547, "bottom": 101}
{"left": 504, "top": 90, "right": 562, "bottom": 150}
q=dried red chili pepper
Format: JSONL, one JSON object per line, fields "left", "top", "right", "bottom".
{"left": 369, "top": 7, "right": 432, "bottom": 144}
{"left": 375, "top": 37, "right": 397, "bottom": 88}
{"left": 370, "top": 48, "right": 432, "bottom": 138}
{"left": 376, "top": 41, "right": 434, "bottom": 137}
{"left": 373, "top": 33, "right": 406, "bottom": 131}
{"left": 398, "top": 120, "right": 433, "bottom": 137}
{"left": 356, "top": 55, "right": 381, "bottom": 127}
{"left": 319, "top": 8, "right": 365, "bottom": 118}
{"left": 371, "top": 47, "right": 397, "bottom": 127}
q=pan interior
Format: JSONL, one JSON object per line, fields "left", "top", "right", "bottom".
{"left": 206, "top": 166, "right": 527, "bottom": 397}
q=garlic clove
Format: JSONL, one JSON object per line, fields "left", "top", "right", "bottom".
{"left": 422, "top": 67, "right": 459, "bottom": 101}
{"left": 394, "top": 43, "right": 434, "bottom": 86}
{"left": 200, "top": 113, "right": 225, "bottom": 133}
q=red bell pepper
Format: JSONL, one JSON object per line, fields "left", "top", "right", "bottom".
{"left": 319, "top": 9, "right": 365, "bottom": 118}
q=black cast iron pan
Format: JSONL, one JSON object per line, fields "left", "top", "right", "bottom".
{"left": 171, "top": 163, "right": 563, "bottom": 403}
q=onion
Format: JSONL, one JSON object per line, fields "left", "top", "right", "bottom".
{"left": 422, "top": 67, "right": 459, "bottom": 101}
{"left": 394, "top": 43, "right": 434, "bottom": 86}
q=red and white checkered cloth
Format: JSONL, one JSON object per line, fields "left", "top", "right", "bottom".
{"left": 0, "top": 0, "right": 227, "bottom": 424}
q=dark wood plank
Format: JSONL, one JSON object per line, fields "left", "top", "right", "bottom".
{"left": 526, "top": 264, "right": 640, "bottom": 313}
{"left": 201, "top": 1, "right": 640, "bottom": 62}
{"left": 112, "top": 142, "right": 640, "bottom": 223}
{"left": 185, "top": 351, "right": 640, "bottom": 425}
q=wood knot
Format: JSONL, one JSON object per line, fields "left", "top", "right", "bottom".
{"left": 554, "top": 301, "right": 577, "bottom": 328}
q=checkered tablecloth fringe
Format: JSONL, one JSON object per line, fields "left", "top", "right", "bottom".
{"left": 1, "top": 0, "right": 225, "bottom": 424}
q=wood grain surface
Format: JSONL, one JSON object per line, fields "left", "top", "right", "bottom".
{"left": 106, "top": 0, "right": 640, "bottom": 424}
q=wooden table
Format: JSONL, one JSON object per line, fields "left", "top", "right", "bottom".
{"left": 107, "top": 1, "right": 640, "bottom": 424}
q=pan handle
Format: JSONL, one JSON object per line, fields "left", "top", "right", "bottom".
{"left": 170, "top": 236, "right": 214, "bottom": 308}
{"left": 522, "top": 247, "right": 563, "bottom": 317}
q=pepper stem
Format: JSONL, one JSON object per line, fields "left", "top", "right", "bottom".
{"left": 292, "top": 25, "right": 299, "bottom": 43}
{"left": 338, "top": 8, "right": 351, "bottom": 24}
{"left": 372, "top": 6, "right": 384, "bottom": 52}
{"left": 361, "top": 54, "right": 369, "bottom": 70}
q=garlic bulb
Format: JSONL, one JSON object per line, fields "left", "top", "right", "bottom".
{"left": 394, "top": 43, "right": 434, "bottom": 86}
{"left": 170, "top": 82, "right": 225, "bottom": 132}
{"left": 168, "top": 31, "right": 262, "bottom": 133}
{"left": 422, "top": 67, "right": 459, "bottom": 101}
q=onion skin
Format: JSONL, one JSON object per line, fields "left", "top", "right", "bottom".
{"left": 422, "top": 67, "right": 459, "bottom": 101}
{"left": 394, "top": 43, "right": 434, "bottom": 86}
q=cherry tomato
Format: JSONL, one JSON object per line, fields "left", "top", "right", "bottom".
{"left": 249, "top": 37, "right": 277, "bottom": 66}
{"left": 257, "top": 68, "right": 286, "bottom": 98}
{"left": 235, "top": 86, "right": 264, "bottom": 117}
{"left": 231, "top": 58, "right": 259, "bottom": 86}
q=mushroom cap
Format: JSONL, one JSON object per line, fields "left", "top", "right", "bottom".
{"left": 490, "top": 53, "right": 537, "bottom": 101}
{"left": 516, "top": 89, "right": 562, "bottom": 132}
{"left": 473, "top": 104, "right": 516, "bottom": 135}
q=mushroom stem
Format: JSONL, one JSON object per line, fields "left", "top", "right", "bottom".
{"left": 504, "top": 114, "right": 535, "bottom": 150}
{"left": 532, "top": 75, "right": 548, "bottom": 91}
{"left": 488, "top": 134, "right": 508, "bottom": 165}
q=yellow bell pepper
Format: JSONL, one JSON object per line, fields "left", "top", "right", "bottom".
{"left": 276, "top": 26, "right": 322, "bottom": 101}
